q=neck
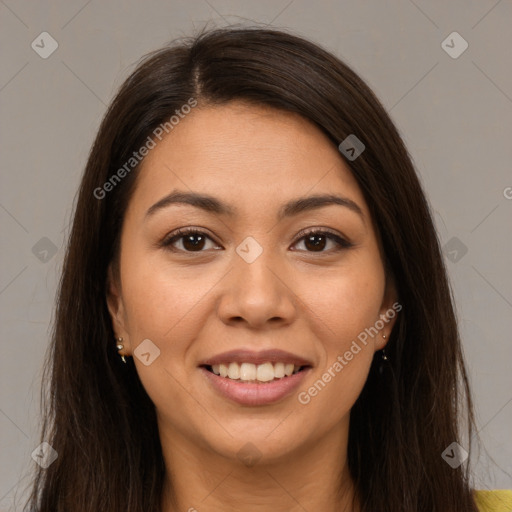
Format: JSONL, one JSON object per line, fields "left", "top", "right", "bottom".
{"left": 159, "top": 421, "right": 359, "bottom": 512}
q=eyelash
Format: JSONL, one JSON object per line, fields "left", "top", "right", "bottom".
{"left": 160, "top": 227, "right": 353, "bottom": 254}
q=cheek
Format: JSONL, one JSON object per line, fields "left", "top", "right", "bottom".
{"left": 118, "top": 235, "right": 219, "bottom": 388}
{"left": 292, "top": 253, "right": 384, "bottom": 418}
{"left": 296, "top": 254, "right": 385, "bottom": 353}
{"left": 119, "top": 231, "right": 215, "bottom": 337}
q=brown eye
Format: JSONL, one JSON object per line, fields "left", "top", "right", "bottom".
{"left": 303, "top": 233, "right": 328, "bottom": 252}
{"left": 162, "top": 228, "right": 220, "bottom": 253}
{"left": 181, "top": 232, "right": 207, "bottom": 251}
{"left": 292, "top": 230, "right": 353, "bottom": 253}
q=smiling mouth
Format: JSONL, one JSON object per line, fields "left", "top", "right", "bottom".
{"left": 202, "top": 362, "right": 310, "bottom": 383}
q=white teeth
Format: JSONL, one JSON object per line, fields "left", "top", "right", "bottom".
{"left": 274, "top": 362, "right": 285, "bottom": 378}
{"left": 227, "top": 362, "right": 240, "bottom": 379}
{"left": 240, "top": 362, "right": 256, "bottom": 381}
{"left": 256, "top": 362, "right": 274, "bottom": 382}
{"left": 208, "top": 361, "right": 303, "bottom": 382}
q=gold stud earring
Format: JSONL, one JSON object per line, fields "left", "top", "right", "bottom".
{"left": 381, "top": 334, "right": 388, "bottom": 360}
{"left": 116, "top": 336, "right": 127, "bottom": 364}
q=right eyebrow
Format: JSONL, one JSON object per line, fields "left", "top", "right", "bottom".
{"left": 145, "top": 191, "right": 235, "bottom": 219}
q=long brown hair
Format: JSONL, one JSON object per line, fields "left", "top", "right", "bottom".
{"left": 23, "top": 26, "right": 479, "bottom": 511}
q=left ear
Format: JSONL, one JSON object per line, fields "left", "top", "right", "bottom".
{"left": 375, "top": 274, "right": 400, "bottom": 351}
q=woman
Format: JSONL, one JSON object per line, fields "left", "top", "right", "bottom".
{"left": 23, "top": 27, "right": 511, "bottom": 511}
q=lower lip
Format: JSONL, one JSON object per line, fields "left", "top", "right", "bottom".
{"left": 200, "top": 367, "right": 311, "bottom": 406}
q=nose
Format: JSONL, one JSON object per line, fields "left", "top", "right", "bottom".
{"left": 216, "top": 249, "right": 297, "bottom": 329}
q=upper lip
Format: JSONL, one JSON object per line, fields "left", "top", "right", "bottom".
{"left": 199, "top": 349, "right": 313, "bottom": 367}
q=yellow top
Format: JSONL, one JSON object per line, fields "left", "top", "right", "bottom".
{"left": 474, "top": 490, "right": 512, "bottom": 512}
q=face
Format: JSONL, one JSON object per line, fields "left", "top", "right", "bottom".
{"left": 107, "top": 101, "right": 397, "bottom": 464}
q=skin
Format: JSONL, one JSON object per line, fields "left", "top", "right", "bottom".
{"left": 107, "top": 101, "right": 397, "bottom": 512}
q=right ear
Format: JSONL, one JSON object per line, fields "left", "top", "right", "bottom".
{"left": 106, "top": 265, "right": 129, "bottom": 349}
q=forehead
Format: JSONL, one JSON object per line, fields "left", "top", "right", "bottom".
{"left": 129, "top": 102, "right": 370, "bottom": 221}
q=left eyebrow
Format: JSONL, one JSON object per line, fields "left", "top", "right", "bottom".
{"left": 278, "top": 194, "right": 364, "bottom": 222}
{"left": 145, "top": 190, "right": 365, "bottom": 223}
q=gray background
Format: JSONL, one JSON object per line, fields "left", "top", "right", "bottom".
{"left": 1, "top": 0, "right": 511, "bottom": 508}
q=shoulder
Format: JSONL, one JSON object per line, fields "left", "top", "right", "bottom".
{"left": 473, "top": 489, "right": 512, "bottom": 512}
